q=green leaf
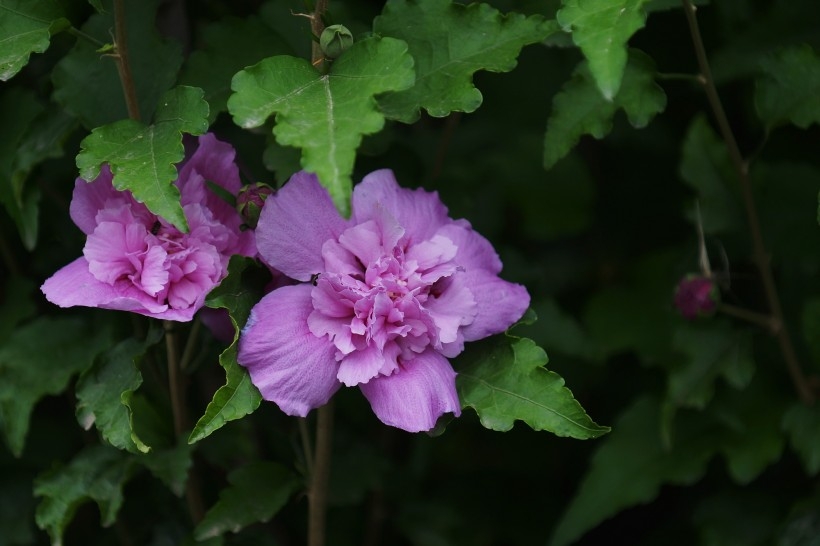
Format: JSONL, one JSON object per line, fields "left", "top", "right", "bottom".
{"left": 51, "top": 0, "right": 182, "bottom": 128}
{"left": 667, "top": 321, "right": 755, "bottom": 411}
{"left": 783, "top": 402, "right": 820, "bottom": 475}
{"left": 0, "top": 317, "right": 112, "bottom": 457}
{"left": 0, "top": 477, "right": 36, "bottom": 546}
{"left": 693, "top": 491, "right": 780, "bottom": 546}
{"left": 550, "top": 396, "right": 715, "bottom": 546}
{"left": 75, "top": 85, "right": 210, "bottom": 231}
{"left": 755, "top": 44, "right": 820, "bottom": 129}
{"left": 456, "top": 335, "right": 609, "bottom": 439}
{"left": 374, "top": 0, "right": 555, "bottom": 122}
{"left": 228, "top": 37, "right": 415, "bottom": 216}
{"left": 0, "top": 0, "right": 68, "bottom": 81}
{"left": 75, "top": 329, "right": 164, "bottom": 454}
{"left": 679, "top": 115, "right": 744, "bottom": 235}
{"left": 543, "top": 49, "right": 665, "bottom": 169}
{"left": 194, "top": 462, "right": 300, "bottom": 540}
{"left": 139, "top": 438, "right": 194, "bottom": 497}
{"left": 179, "top": 15, "right": 291, "bottom": 122}
{"left": 0, "top": 276, "right": 35, "bottom": 344}
{"left": 34, "top": 445, "right": 134, "bottom": 545}
{"left": 557, "top": 0, "right": 652, "bottom": 99}
{"left": 190, "top": 257, "right": 266, "bottom": 443}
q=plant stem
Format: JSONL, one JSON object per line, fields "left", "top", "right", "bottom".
{"left": 681, "top": 0, "right": 814, "bottom": 404}
{"left": 299, "top": 417, "right": 315, "bottom": 476}
{"left": 179, "top": 317, "right": 202, "bottom": 373}
{"left": 66, "top": 26, "right": 106, "bottom": 49}
{"left": 310, "top": 0, "right": 329, "bottom": 66}
{"left": 718, "top": 303, "right": 776, "bottom": 331}
{"left": 113, "top": 0, "right": 141, "bottom": 121}
{"left": 308, "top": 401, "right": 334, "bottom": 546}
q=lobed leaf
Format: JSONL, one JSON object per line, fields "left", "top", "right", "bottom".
{"left": 194, "top": 462, "right": 300, "bottom": 540}
{"left": 0, "top": 317, "right": 112, "bottom": 457}
{"left": 75, "top": 86, "right": 210, "bottom": 231}
{"left": 34, "top": 445, "right": 134, "bottom": 545}
{"left": 557, "top": 0, "right": 653, "bottom": 99}
{"left": 456, "top": 335, "right": 609, "bottom": 439}
{"left": 0, "top": 0, "right": 68, "bottom": 81}
{"left": 755, "top": 44, "right": 820, "bottom": 129}
{"left": 374, "top": 0, "right": 556, "bottom": 122}
{"left": 228, "top": 37, "right": 415, "bottom": 216}
{"left": 75, "top": 329, "right": 164, "bottom": 454}
{"left": 543, "top": 49, "right": 665, "bottom": 169}
{"left": 139, "top": 438, "right": 194, "bottom": 497}
{"left": 190, "top": 257, "right": 267, "bottom": 443}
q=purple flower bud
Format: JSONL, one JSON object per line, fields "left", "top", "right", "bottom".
{"left": 236, "top": 182, "right": 274, "bottom": 228}
{"left": 674, "top": 274, "right": 719, "bottom": 320}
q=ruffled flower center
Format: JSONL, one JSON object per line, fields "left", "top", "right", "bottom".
{"left": 307, "top": 218, "right": 478, "bottom": 387}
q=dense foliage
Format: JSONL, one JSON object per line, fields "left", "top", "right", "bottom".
{"left": 1, "top": 0, "right": 819, "bottom": 544}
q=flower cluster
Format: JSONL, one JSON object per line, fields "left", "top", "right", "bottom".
{"left": 41, "top": 134, "right": 255, "bottom": 321}
{"left": 238, "top": 170, "right": 530, "bottom": 432}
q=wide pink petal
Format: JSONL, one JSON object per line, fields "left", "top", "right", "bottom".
{"left": 238, "top": 284, "right": 341, "bottom": 416}
{"left": 352, "top": 170, "right": 450, "bottom": 243}
{"left": 39, "top": 257, "right": 195, "bottom": 320}
{"left": 359, "top": 349, "right": 461, "bottom": 432}
{"left": 436, "top": 222, "right": 503, "bottom": 274}
{"left": 69, "top": 166, "right": 119, "bottom": 234}
{"left": 460, "top": 271, "right": 530, "bottom": 341}
{"left": 337, "top": 345, "right": 387, "bottom": 387}
{"left": 255, "top": 172, "right": 348, "bottom": 281}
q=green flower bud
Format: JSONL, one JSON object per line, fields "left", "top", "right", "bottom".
{"left": 320, "top": 24, "right": 354, "bottom": 59}
{"left": 236, "top": 182, "right": 274, "bottom": 229}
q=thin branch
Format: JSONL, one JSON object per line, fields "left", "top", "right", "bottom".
{"left": 718, "top": 303, "right": 776, "bottom": 331}
{"left": 310, "top": 0, "right": 329, "bottom": 66}
{"left": 179, "top": 317, "right": 202, "bottom": 373}
{"left": 113, "top": 0, "right": 141, "bottom": 121}
{"left": 299, "top": 417, "right": 315, "bottom": 476}
{"left": 681, "top": 0, "right": 814, "bottom": 404}
{"left": 308, "top": 401, "right": 334, "bottom": 546}
{"left": 164, "top": 321, "right": 186, "bottom": 438}
{"left": 66, "top": 26, "right": 106, "bottom": 48}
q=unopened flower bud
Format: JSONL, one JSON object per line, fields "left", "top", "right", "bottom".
{"left": 237, "top": 182, "right": 274, "bottom": 228}
{"left": 320, "top": 24, "right": 354, "bottom": 59}
{"left": 673, "top": 274, "right": 719, "bottom": 320}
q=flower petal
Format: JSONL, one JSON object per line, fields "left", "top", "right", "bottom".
{"left": 352, "top": 170, "right": 450, "bottom": 242}
{"left": 238, "top": 284, "right": 340, "bottom": 416}
{"left": 69, "top": 166, "right": 120, "bottom": 234}
{"left": 436, "top": 222, "right": 503, "bottom": 274}
{"left": 255, "top": 172, "right": 348, "bottom": 281}
{"left": 359, "top": 349, "right": 461, "bottom": 432}
{"left": 460, "top": 271, "right": 530, "bottom": 341}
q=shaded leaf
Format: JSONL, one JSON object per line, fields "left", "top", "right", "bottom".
{"left": 557, "top": 0, "right": 652, "bottom": 99}
{"left": 374, "top": 0, "right": 555, "bottom": 122}
{"left": 550, "top": 396, "right": 715, "bottom": 546}
{"left": 51, "top": 0, "right": 182, "bottom": 128}
{"left": 75, "top": 85, "right": 210, "bottom": 231}
{"left": 75, "top": 328, "right": 164, "bottom": 454}
{"left": 543, "top": 49, "right": 665, "bottom": 169}
{"left": 679, "top": 115, "right": 743, "bottom": 235}
{"left": 0, "top": 276, "right": 35, "bottom": 345}
{"left": 194, "top": 462, "right": 300, "bottom": 540}
{"left": 755, "top": 44, "right": 820, "bottom": 129}
{"left": 139, "top": 438, "right": 194, "bottom": 497}
{"left": 34, "top": 445, "right": 134, "bottom": 545}
{"left": 783, "top": 402, "right": 820, "bottom": 476}
{"left": 179, "top": 15, "right": 291, "bottom": 122}
{"left": 0, "top": 0, "right": 68, "bottom": 81}
{"left": 190, "top": 257, "right": 267, "bottom": 443}
{"left": 456, "top": 335, "right": 609, "bottom": 439}
{"left": 0, "top": 317, "right": 112, "bottom": 456}
{"left": 0, "top": 477, "right": 35, "bottom": 546}
{"left": 694, "top": 491, "right": 781, "bottom": 546}
{"left": 228, "top": 37, "right": 415, "bottom": 216}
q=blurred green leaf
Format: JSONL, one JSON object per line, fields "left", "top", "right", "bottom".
{"left": 75, "top": 328, "right": 163, "bottom": 454}
{"left": 191, "top": 257, "right": 266, "bottom": 443}
{"left": 228, "top": 37, "right": 415, "bottom": 216}
{"left": 755, "top": 44, "right": 820, "bottom": 129}
{"left": 550, "top": 396, "right": 715, "bottom": 546}
{"left": 456, "top": 335, "right": 609, "bottom": 439}
{"left": 0, "top": 277, "right": 35, "bottom": 345}
{"left": 543, "top": 49, "right": 665, "bottom": 169}
{"left": 680, "top": 115, "right": 743, "bottom": 235}
{"left": 52, "top": 0, "right": 182, "bottom": 128}
{"left": 693, "top": 491, "right": 781, "bottom": 546}
{"left": 75, "top": 85, "right": 209, "bottom": 231}
{"left": 34, "top": 445, "right": 134, "bottom": 545}
{"left": 194, "top": 462, "right": 299, "bottom": 540}
{"left": 139, "top": 438, "right": 194, "bottom": 497}
{"left": 557, "top": 0, "right": 652, "bottom": 99}
{"left": 179, "top": 16, "right": 291, "bottom": 122}
{"left": 668, "top": 321, "right": 755, "bottom": 410}
{"left": 0, "top": 0, "right": 68, "bottom": 81}
{"left": 374, "top": 0, "right": 555, "bottom": 122}
{"left": 0, "top": 317, "right": 112, "bottom": 456}
{"left": 783, "top": 402, "right": 820, "bottom": 475}
{"left": 0, "top": 478, "right": 35, "bottom": 546}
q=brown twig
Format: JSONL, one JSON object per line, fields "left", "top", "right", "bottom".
{"left": 310, "top": 0, "right": 329, "bottom": 67}
{"left": 113, "top": 0, "right": 141, "bottom": 121}
{"left": 681, "top": 0, "right": 814, "bottom": 404}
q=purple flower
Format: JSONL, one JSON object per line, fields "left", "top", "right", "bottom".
{"left": 41, "top": 134, "right": 256, "bottom": 321}
{"left": 673, "top": 274, "right": 719, "bottom": 320}
{"left": 238, "top": 170, "right": 530, "bottom": 432}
